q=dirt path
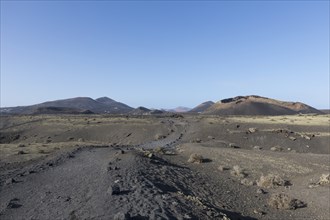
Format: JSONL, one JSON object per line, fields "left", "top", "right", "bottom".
{"left": 0, "top": 147, "right": 245, "bottom": 219}
{"left": 0, "top": 119, "right": 232, "bottom": 219}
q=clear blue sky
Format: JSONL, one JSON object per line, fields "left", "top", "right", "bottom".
{"left": 1, "top": 1, "right": 329, "bottom": 109}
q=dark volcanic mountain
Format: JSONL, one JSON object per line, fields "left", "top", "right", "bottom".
{"left": 189, "top": 101, "right": 215, "bottom": 113}
{"left": 203, "top": 95, "right": 323, "bottom": 115}
{"left": 129, "top": 107, "right": 151, "bottom": 115}
{"left": 32, "top": 107, "right": 94, "bottom": 115}
{"left": 94, "top": 97, "right": 134, "bottom": 113}
{"left": 0, "top": 97, "right": 133, "bottom": 115}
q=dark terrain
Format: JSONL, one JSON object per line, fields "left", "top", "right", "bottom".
{"left": 0, "top": 113, "right": 329, "bottom": 220}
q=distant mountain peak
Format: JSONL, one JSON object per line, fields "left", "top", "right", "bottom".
{"left": 166, "top": 106, "right": 192, "bottom": 113}
{"left": 95, "top": 97, "right": 116, "bottom": 103}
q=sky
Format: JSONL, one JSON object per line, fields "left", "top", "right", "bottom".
{"left": 1, "top": 1, "right": 329, "bottom": 109}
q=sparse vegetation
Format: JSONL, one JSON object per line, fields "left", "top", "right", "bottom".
{"left": 188, "top": 153, "right": 204, "bottom": 164}
{"left": 268, "top": 193, "right": 305, "bottom": 210}
{"left": 257, "top": 174, "right": 286, "bottom": 188}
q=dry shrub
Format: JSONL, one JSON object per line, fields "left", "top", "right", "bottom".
{"left": 257, "top": 174, "right": 286, "bottom": 188}
{"left": 318, "top": 174, "right": 330, "bottom": 185}
{"left": 188, "top": 153, "right": 204, "bottom": 164}
{"left": 241, "top": 178, "right": 254, "bottom": 186}
{"left": 268, "top": 193, "right": 305, "bottom": 210}
{"left": 230, "top": 165, "right": 246, "bottom": 178}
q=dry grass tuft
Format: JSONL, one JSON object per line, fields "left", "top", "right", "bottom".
{"left": 268, "top": 193, "right": 305, "bottom": 210}
{"left": 188, "top": 153, "right": 204, "bottom": 164}
{"left": 257, "top": 174, "right": 286, "bottom": 188}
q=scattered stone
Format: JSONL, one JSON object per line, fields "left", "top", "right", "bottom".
{"left": 301, "top": 134, "right": 311, "bottom": 140}
{"left": 17, "top": 144, "right": 26, "bottom": 148}
{"left": 67, "top": 137, "right": 74, "bottom": 141}
{"left": 207, "top": 136, "right": 215, "bottom": 139}
{"left": 155, "top": 134, "right": 166, "bottom": 140}
{"left": 120, "top": 150, "right": 125, "bottom": 154}
{"left": 183, "top": 214, "right": 192, "bottom": 219}
{"left": 253, "top": 146, "right": 262, "bottom": 150}
{"left": 113, "top": 212, "right": 130, "bottom": 220}
{"left": 78, "top": 138, "right": 84, "bottom": 142}
{"left": 306, "top": 145, "right": 310, "bottom": 148}
{"left": 248, "top": 128, "right": 257, "bottom": 133}
{"left": 7, "top": 198, "right": 22, "bottom": 209}
{"left": 218, "top": 165, "right": 229, "bottom": 171}
{"left": 17, "top": 150, "right": 27, "bottom": 155}
{"left": 229, "top": 143, "right": 239, "bottom": 148}
{"left": 289, "top": 136, "right": 296, "bottom": 141}
{"left": 5, "top": 178, "right": 16, "bottom": 185}
{"left": 257, "top": 188, "right": 265, "bottom": 194}
{"left": 253, "top": 209, "right": 265, "bottom": 215}
{"left": 191, "top": 138, "right": 202, "bottom": 143}
{"left": 110, "top": 184, "right": 120, "bottom": 195}
{"left": 287, "top": 148, "right": 291, "bottom": 151}
{"left": 270, "top": 145, "right": 283, "bottom": 152}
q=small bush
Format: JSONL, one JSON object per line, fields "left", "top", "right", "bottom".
{"left": 257, "top": 174, "right": 286, "bottom": 188}
{"left": 188, "top": 153, "right": 204, "bottom": 164}
{"left": 241, "top": 178, "right": 254, "bottom": 186}
{"left": 268, "top": 193, "right": 305, "bottom": 210}
{"left": 230, "top": 165, "right": 246, "bottom": 178}
{"left": 318, "top": 174, "right": 330, "bottom": 185}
